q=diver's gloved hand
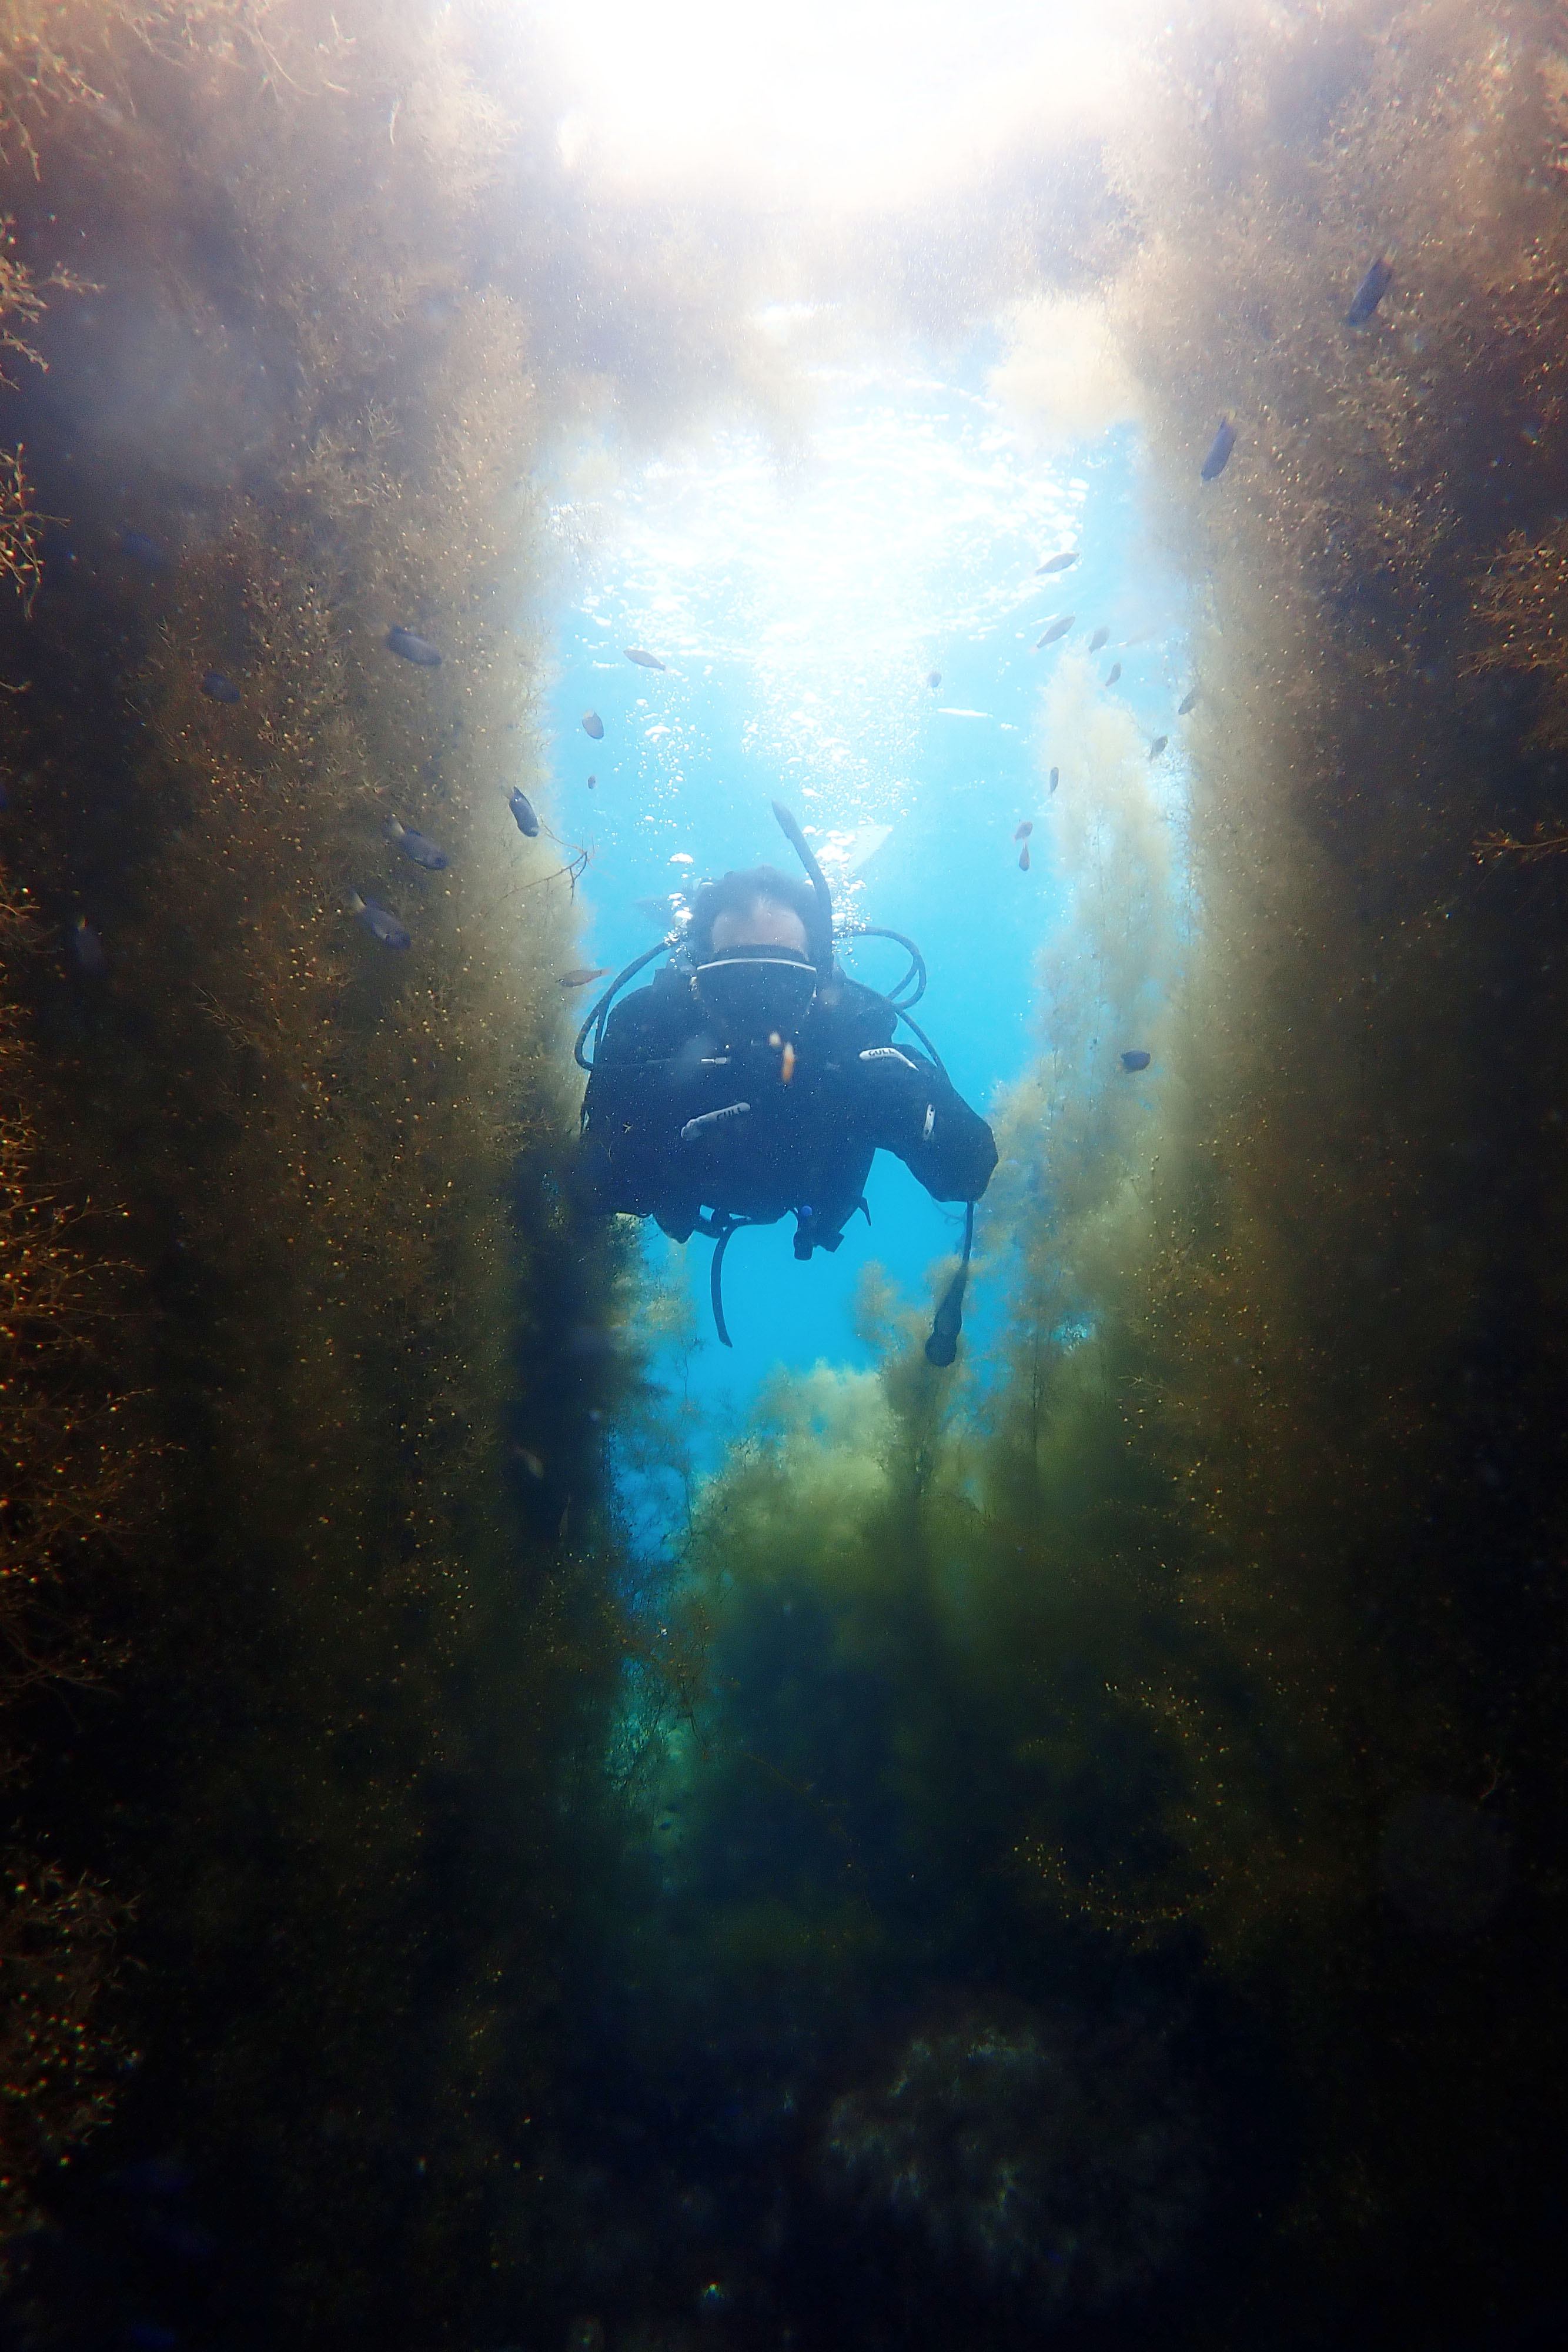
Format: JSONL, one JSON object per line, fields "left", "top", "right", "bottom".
{"left": 852, "top": 1044, "right": 935, "bottom": 1149}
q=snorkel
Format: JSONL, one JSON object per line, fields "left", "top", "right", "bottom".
{"left": 770, "top": 799, "right": 837, "bottom": 981}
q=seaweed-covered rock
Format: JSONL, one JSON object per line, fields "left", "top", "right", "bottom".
{"left": 821, "top": 2001, "right": 1205, "bottom": 2318}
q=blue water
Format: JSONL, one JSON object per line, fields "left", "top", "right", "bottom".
{"left": 539, "top": 350, "right": 1187, "bottom": 1496}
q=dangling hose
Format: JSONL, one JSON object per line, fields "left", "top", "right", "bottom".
{"left": 710, "top": 1220, "right": 737, "bottom": 1347}
{"left": 925, "top": 1199, "right": 975, "bottom": 1367}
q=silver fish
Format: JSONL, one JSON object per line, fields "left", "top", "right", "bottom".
{"left": 582, "top": 711, "right": 604, "bottom": 740}
{"left": 71, "top": 914, "right": 106, "bottom": 975}
{"left": 1346, "top": 256, "right": 1392, "bottom": 326}
{"left": 386, "top": 816, "right": 447, "bottom": 870}
{"left": 1104, "top": 662, "right": 1121, "bottom": 686}
{"left": 1178, "top": 687, "right": 1200, "bottom": 715}
{"left": 345, "top": 888, "right": 410, "bottom": 949}
{"left": 1088, "top": 627, "right": 1109, "bottom": 653}
{"left": 1035, "top": 614, "right": 1075, "bottom": 649}
{"left": 1149, "top": 734, "right": 1168, "bottom": 759}
{"left": 386, "top": 627, "right": 442, "bottom": 666}
{"left": 624, "top": 647, "right": 666, "bottom": 670}
{"left": 508, "top": 788, "right": 539, "bottom": 837}
{"left": 1036, "top": 552, "right": 1078, "bottom": 574}
{"left": 1200, "top": 417, "right": 1236, "bottom": 480}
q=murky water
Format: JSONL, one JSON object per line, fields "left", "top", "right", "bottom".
{"left": 1, "top": 4, "right": 1565, "bottom": 2347}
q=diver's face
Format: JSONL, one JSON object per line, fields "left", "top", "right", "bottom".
{"left": 696, "top": 898, "right": 817, "bottom": 1042}
{"left": 710, "top": 901, "right": 810, "bottom": 956}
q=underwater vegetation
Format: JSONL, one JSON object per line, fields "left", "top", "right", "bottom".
{"left": 0, "top": 1, "right": 1564, "bottom": 2347}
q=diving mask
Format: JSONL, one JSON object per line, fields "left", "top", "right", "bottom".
{"left": 692, "top": 944, "right": 818, "bottom": 1042}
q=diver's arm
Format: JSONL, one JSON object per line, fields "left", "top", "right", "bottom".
{"left": 851, "top": 1048, "right": 998, "bottom": 1202}
{"left": 575, "top": 994, "right": 705, "bottom": 1215}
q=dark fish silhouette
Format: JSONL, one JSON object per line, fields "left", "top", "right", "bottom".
{"left": 1201, "top": 417, "right": 1236, "bottom": 480}
{"left": 1104, "top": 662, "right": 1121, "bottom": 686}
{"left": 120, "top": 529, "right": 166, "bottom": 569}
{"left": 1088, "top": 626, "right": 1109, "bottom": 652}
{"left": 560, "top": 965, "right": 610, "bottom": 989}
{"left": 1036, "top": 614, "right": 1075, "bottom": 649}
{"left": 1037, "top": 552, "right": 1078, "bottom": 574}
{"left": 1014, "top": 820, "right": 1033, "bottom": 841}
{"left": 386, "top": 816, "right": 447, "bottom": 870}
{"left": 201, "top": 670, "right": 239, "bottom": 704}
{"left": 1121, "top": 1050, "right": 1151, "bottom": 1073}
{"left": 386, "top": 627, "right": 442, "bottom": 666}
{"left": 1018, "top": 841, "right": 1031, "bottom": 872}
{"left": 927, "top": 670, "right": 941, "bottom": 689}
{"left": 1049, "top": 766, "right": 1059, "bottom": 794}
{"left": 587, "top": 773, "right": 597, "bottom": 789}
{"left": 71, "top": 914, "right": 106, "bottom": 975}
{"left": 508, "top": 787, "right": 539, "bottom": 837}
{"left": 583, "top": 711, "right": 604, "bottom": 739}
{"left": 1149, "top": 734, "right": 1168, "bottom": 759}
{"left": 1178, "top": 687, "right": 1200, "bottom": 714}
{"left": 625, "top": 647, "right": 666, "bottom": 669}
{"left": 1346, "top": 256, "right": 1392, "bottom": 326}
{"left": 345, "top": 888, "right": 410, "bottom": 948}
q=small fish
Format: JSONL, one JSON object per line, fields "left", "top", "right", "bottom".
{"left": 1178, "top": 687, "right": 1200, "bottom": 714}
{"left": 559, "top": 966, "right": 609, "bottom": 988}
{"left": 624, "top": 647, "right": 666, "bottom": 669}
{"left": 1104, "top": 662, "right": 1121, "bottom": 686}
{"left": 1049, "top": 766, "right": 1059, "bottom": 794}
{"left": 582, "top": 711, "right": 604, "bottom": 739}
{"left": 345, "top": 888, "right": 410, "bottom": 949}
{"left": 1120, "top": 1050, "right": 1152, "bottom": 1073}
{"left": 386, "top": 815, "right": 447, "bottom": 870}
{"left": 1036, "top": 614, "right": 1075, "bottom": 649}
{"left": 201, "top": 670, "right": 239, "bottom": 704}
{"left": 71, "top": 913, "right": 106, "bottom": 975}
{"left": 1088, "top": 626, "right": 1109, "bottom": 652}
{"left": 120, "top": 529, "right": 166, "bottom": 569}
{"left": 507, "top": 787, "right": 539, "bottom": 837}
{"left": 1014, "top": 820, "right": 1033, "bottom": 841}
{"left": 781, "top": 1040, "right": 796, "bottom": 1084}
{"left": 517, "top": 1448, "right": 546, "bottom": 1479}
{"left": 927, "top": 670, "right": 942, "bottom": 690}
{"left": 1149, "top": 734, "right": 1168, "bottom": 759}
{"left": 1037, "top": 552, "right": 1078, "bottom": 574}
{"left": 386, "top": 626, "right": 442, "bottom": 666}
{"left": 1346, "top": 255, "right": 1392, "bottom": 326}
{"left": 1200, "top": 417, "right": 1236, "bottom": 480}
{"left": 1018, "top": 841, "right": 1031, "bottom": 872}
{"left": 587, "top": 773, "right": 597, "bottom": 789}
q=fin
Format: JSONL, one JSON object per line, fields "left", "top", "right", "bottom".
{"left": 924, "top": 1200, "right": 975, "bottom": 1368}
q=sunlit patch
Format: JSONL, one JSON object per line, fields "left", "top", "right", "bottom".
{"left": 530, "top": 0, "right": 1138, "bottom": 203}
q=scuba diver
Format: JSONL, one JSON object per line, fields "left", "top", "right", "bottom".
{"left": 573, "top": 803, "right": 997, "bottom": 1362}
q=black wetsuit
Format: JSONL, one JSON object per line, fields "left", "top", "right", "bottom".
{"left": 577, "top": 963, "right": 997, "bottom": 1247}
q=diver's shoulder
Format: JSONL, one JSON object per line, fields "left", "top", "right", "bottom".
{"left": 600, "top": 965, "right": 696, "bottom": 1057}
{"left": 821, "top": 973, "right": 897, "bottom": 1043}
